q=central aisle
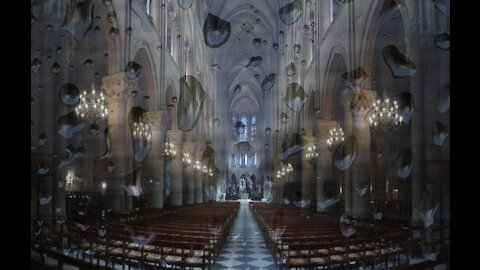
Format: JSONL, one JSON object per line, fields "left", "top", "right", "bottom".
{"left": 214, "top": 200, "right": 276, "bottom": 269}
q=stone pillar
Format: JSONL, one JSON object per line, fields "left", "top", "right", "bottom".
{"left": 315, "top": 119, "right": 339, "bottom": 212}
{"left": 146, "top": 111, "right": 167, "bottom": 209}
{"left": 193, "top": 151, "right": 203, "bottom": 204}
{"left": 166, "top": 129, "right": 184, "bottom": 206}
{"left": 341, "top": 89, "right": 354, "bottom": 216}
{"left": 350, "top": 89, "right": 376, "bottom": 219}
{"left": 274, "top": 136, "right": 283, "bottom": 203}
{"left": 301, "top": 136, "right": 316, "bottom": 208}
{"left": 150, "top": 0, "right": 163, "bottom": 30}
{"left": 183, "top": 142, "right": 195, "bottom": 205}
{"left": 103, "top": 73, "right": 133, "bottom": 213}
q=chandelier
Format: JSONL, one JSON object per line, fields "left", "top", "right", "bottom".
{"left": 208, "top": 168, "right": 213, "bottom": 177}
{"left": 193, "top": 160, "right": 202, "bottom": 171}
{"left": 369, "top": 98, "right": 402, "bottom": 132}
{"left": 75, "top": 85, "right": 108, "bottom": 122}
{"left": 133, "top": 120, "right": 151, "bottom": 141}
{"left": 304, "top": 145, "right": 318, "bottom": 160}
{"left": 276, "top": 163, "right": 293, "bottom": 180}
{"left": 202, "top": 164, "right": 208, "bottom": 175}
{"left": 182, "top": 152, "right": 192, "bottom": 166}
{"left": 163, "top": 137, "right": 176, "bottom": 158}
{"left": 327, "top": 126, "right": 345, "bottom": 151}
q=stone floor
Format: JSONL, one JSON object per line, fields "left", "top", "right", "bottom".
{"left": 213, "top": 200, "right": 276, "bottom": 270}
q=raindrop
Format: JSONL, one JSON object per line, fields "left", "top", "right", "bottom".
{"left": 31, "top": 144, "right": 35, "bottom": 151}
{"left": 255, "top": 18, "right": 261, "bottom": 24}
{"left": 94, "top": 26, "right": 101, "bottom": 34}
{"left": 56, "top": 207, "right": 62, "bottom": 213}
{"left": 395, "top": 92, "right": 414, "bottom": 124}
{"left": 433, "top": 121, "right": 449, "bottom": 146}
{"left": 333, "top": 135, "right": 358, "bottom": 170}
{"left": 58, "top": 180, "right": 64, "bottom": 188}
{"left": 107, "top": 12, "right": 117, "bottom": 23}
{"left": 317, "top": 198, "right": 340, "bottom": 210}
{"left": 342, "top": 67, "right": 369, "bottom": 89}
{"left": 245, "top": 56, "right": 263, "bottom": 68}
{"left": 109, "top": 27, "right": 120, "bottom": 41}
{"left": 39, "top": 196, "right": 52, "bottom": 205}
{"left": 293, "top": 44, "right": 301, "bottom": 54}
{"left": 46, "top": 24, "right": 52, "bottom": 31}
{"left": 252, "top": 38, "right": 262, "bottom": 49}
{"left": 215, "top": 118, "right": 220, "bottom": 127}
{"left": 69, "top": 65, "right": 74, "bottom": 71}
{"left": 31, "top": 58, "right": 41, "bottom": 73}
{"left": 47, "top": 56, "right": 52, "bottom": 62}
{"left": 38, "top": 161, "right": 50, "bottom": 174}
{"left": 94, "top": 72, "right": 99, "bottom": 78}
{"left": 279, "top": 31, "right": 284, "bottom": 39}
{"left": 293, "top": 200, "right": 310, "bottom": 208}
{"left": 203, "top": 13, "right": 231, "bottom": 48}
{"left": 31, "top": 120, "right": 34, "bottom": 130}
{"left": 286, "top": 62, "right": 296, "bottom": 76}
{"left": 178, "top": 0, "right": 193, "bottom": 9}
{"left": 38, "top": 133, "right": 48, "bottom": 146}
{"left": 89, "top": 123, "right": 100, "bottom": 136}
{"left": 396, "top": 148, "right": 413, "bottom": 179}
{"left": 279, "top": 0, "right": 303, "bottom": 25}
{"left": 285, "top": 82, "right": 307, "bottom": 112}
{"left": 31, "top": 14, "right": 36, "bottom": 25}
{"left": 280, "top": 112, "right": 289, "bottom": 123}
{"left": 36, "top": 50, "right": 40, "bottom": 54}
{"left": 58, "top": 83, "right": 80, "bottom": 107}
{"left": 273, "top": 43, "right": 279, "bottom": 50}
{"left": 232, "top": 84, "right": 241, "bottom": 94}
{"left": 265, "top": 127, "right": 271, "bottom": 136}
{"left": 125, "top": 61, "right": 142, "bottom": 79}
{"left": 254, "top": 73, "right": 260, "bottom": 79}
{"left": 131, "top": 90, "right": 138, "bottom": 97}
{"left": 434, "top": 32, "right": 450, "bottom": 50}
{"left": 301, "top": 59, "right": 306, "bottom": 65}
{"left": 31, "top": 96, "right": 34, "bottom": 106}
{"left": 235, "top": 121, "right": 246, "bottom": 134}
{"left": 103, "top": 0, "right": 112, "bottom": 6}
{"left": 55, "top": 47, "right": 63, "bottom": 55}
{"left": 126, "top": 27, "right": 133, "bottom": 36}
{"left": 59, "top": 145, "right": 86, "bottom": 168}
{"left": 51, "top": 62, "right": 61, "bottom": 74}
{"left": 102, "top": 53, "right": 108, "bottom": 60}
{"left": 84, "top": 59, "right": 94, "bottom": 68}
{"left": 383, "top": 45, "right": 416, "bottom": 78}
{"left": 437, "top": 84, "right": 450, "bottom": 113}
{"left": 432, "top": 0, "right": 450, "bottom": 16}
{"left": 261, "top": 73, "right": 276, "bottom": 91}
{"left": 354, "top": 184, "right": 369, "bottom": 196}
{"left": 339, "top": 215, "right": 356, "bottom": 237}
{"left": 263, "top": 40, "right": 268, "bottom": 46}
{"left": 107, "top": 160, "right": 115, "bottom": 173}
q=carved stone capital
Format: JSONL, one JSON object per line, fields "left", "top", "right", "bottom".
{"left": 315, "top": 119, "right": 339, "bottom": 139}
{"left": 146, "top": 110, "right": 167, "bottom": 130}
{"left": 183, "top": 142, "right": 195, "bottom": 153}
{"left": 102, "top": 73, "right": 137, "bottom": 103}
{"left": 351, "top": 89, "right": 376, "bottom": 112}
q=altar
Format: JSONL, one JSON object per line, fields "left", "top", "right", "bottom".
{"left": 240, "top": 192, "right": 249, "bottom": 199}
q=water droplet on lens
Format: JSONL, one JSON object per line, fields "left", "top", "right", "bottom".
{"left": 94, "top": 26, "right": 101, "bottom": 34}
{"left": 285, "top": 82, "right": 307, "bottom": 112}
{"left": 293, "top": 44, "right": 301, "bottom": 54}
{"left": 434, "top": 32, "right": 450, "bottom": 50}
{"left": 107, "top": 12, "right": 117, "bottom": 23}
{"left": 280, "top": 112, "right": 289, "bottom": 123}
{"left": 333, "top": 135, "right": 358, "bottom": 170}
{"left": 104, "top": 53, "right": 109, "bottom": 59}
{"left": 178, "top": 0, "right": 193, "bottom": 9}
{"left": 94, "top": 73, "right": 99, "bottom": 78}
{"left": 125, "top": 62, "right": 142, "bottom": 79}
{"left": 203, "top": 13, "right": 231, "bottom": 48}
{"left": 31, "top": 14, "right": 36, "bottom": 25}
{"left": 84, "top": 59, "right": 94, "bottom": 68}
{"left": 437, "top": 84, "right": 450, "bottom": 113}
{"left": 51, "top": 62, "right": 61, "bottom": 74}
{"left": 256, "top": 18, "right": 261, "bottom": 24}
{"left": 383, "top": 45, "right": 416, "bottom": 78}
{"left": 46, "top": 24, "right": 52, "bottom": 31}
{"left": 109, "top": 27, "right": 120, "bottom": 41}
{"left": 279, "top": 0, "right": 303, "bottom": 25}
{"left": 56, "top": 47, "right": 63, "bottom": 55}
{"left": 59, "top": 83, "right": 80, "bottom": 107}
{"left": 47, "top": 56, "right": 52, "bottom": 62}
{"left": 38, "top": 133, "right": 48, "bottom": 146}
{"left": 126, "top": 27, "right": 133, "bottom": 36}
{"left": 262, "top": 73, "right": 276, "bottom": 91}
{"left": 396, "top": 148, "right": 413, "bottom": 178}
{"left": 252, "top": 38, "right": 262, "bottom": 49}
{"left": 31, "top": 58, "right": 41, "bottom": 73}
{"left": 433, "top": 121, "right": 448, "bottom": 146}
{"left": 273, "top": 43, "right": 279, "bottom": 50}
{"left": 286, "top": 62, "right": 296, "bottom": 76}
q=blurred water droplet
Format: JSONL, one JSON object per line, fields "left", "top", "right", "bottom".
{"left": 69, "top": 65, "right": 74, "bottom": 70}
{"left": 59, "top": 145, "right": 86, "bottom": 168}
{"left": 31, "top": 58, "right": 41, "bottom": 73}
{"left": 286, "top": 62, "right": 296, "bottom": 76}
{"left": 317, "top": 198, "right": 340, "bottom": 210}
{"left": 262, "top": 73, "right": 276, "bottom": 91}
{"left": 31, "top": 96, "right": 35, "bottom": 106}
{"left": 94, "top": 72, "right": 99, "bottom": 78}
{"left": 245, "top": 56, "right": 262, "bottom": 68}
{"left": 265, "top": 127, "right": 271, "bottom": 136}
{"left": 178, "top": 0, "right": 193, "bottom": 9}
{"left": 383, "top": 45, "right": 416, "bottom": 78}
{"left": 51, "top": 62, "right": 61, "bottom": 74}
{"left": 279, "top": 0, "right": 303, "bottom": 25}
{"left": 38, "top": 133, "right": 47, "bottom": 146}
{"left": 252, "top": 38, "right": 262, "bottom": 49}
{"left": 215, "top": 118, "right": 220, "bottom": 127}
{"left": 396, "top": 148, "right": 413, "bottom": 178}
{"left": 94, "top": 26, "right": 101, "bottom": 34}
{"left": 433, "top": 0, "right": 449, "bottom": 15}
{"left": 437, "top": 84, "right": 450, "bottom": 113}
{"left": 339, "top": 215, "right": 356, "bottom": 237}
{"left": 273, "top": 43, "right": 279, "bottom": 50}
{"left": 107, "top": 12, "right": 117, "bottom": 23}
{"left": 263, "top": 40, "right": 268, "bottom": 46}
{"left": 39, "top": 196, "right": 52, "bottom": 205}
{"left": 31, "top": 120, "right": 35, "bottom": 130}
{"left": 126, "top": 27, "right": 133, "bottom": 36}
{"left": 293, "top": 44, "right": 301, "bottom": 54}
{"left": 58, "top": 83, "right": 80, "bottom": 107}
{"left": 89, "top": 123, "right": 100, "bottom": 136}
{"left": 31, "top": 14, "right": 36, "bottom": 25}
{"left": 103, "top": 0, "right": 112, "bottom": 6}
{"left": 279, "top": 30, "right": 284, "bottom": 39}
{"left": 84, "top": 59, "right": 94, "bottom": 68}
{"left": 47, "top": 55, "right": 53, "bottom": 62}
{"left": 285, "top": 82, "right": 307, "bottom": 112}
{"left": 107, "top": 160, "right": 115, "bottom": 173}
{"left": 254, "top": 73, "right": 260, "bottom": 79}
{"left": 36, "top": 50, "right": 40, "bottom": 54}
{"left": 293, "top": 199, "right": 310, "bottom": 208}
{"left": 256, "top": 18, "right": 261, "bottom": 24}
{"left": 301, "top": 59, "right": 306, "bottom": 65}
{"left": 104, "top": 53, "right": 109, "bottom": 59}
{"left": 355, "top": 184, "right": 369, "bottom": 196}
{"left": 46, "top": 24, "right": 52, "bottom": 31}
{"left": 55, "top": 47, "right": 63, "bottom": 55}
{"left": 232, "top": 84, "right": 241, "bottom": 94}
{"left": 203, "top": 13, "right": 231, "bottom": 48}
{"left": 433, "top": 121, "right": 448, "bottom": 146}
{"left": 109, "top": 27, "right": 120, "bottom": 41}
{"left": 395, "top": 92, "right": 414, "bottom": 124}
{"left": 333, "top": 135, "right": 358, "bottom": 170}
{"left": 125, "top": 61, "right": 142, "bottom": 79}
{"left": 280, "top": 112, "right": 289, "bottom": 123}
{"left": 434, "top": 32, "right": 450, "bottom": 50}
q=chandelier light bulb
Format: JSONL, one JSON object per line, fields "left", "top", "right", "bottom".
{"left": 370, "top": 96, "right": 402, "bottom": 133}
{"left": 75, "top": 85, "right": 108, "bottom": 123}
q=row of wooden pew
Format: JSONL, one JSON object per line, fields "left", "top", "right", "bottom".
{"left": 250, "top": 203, "right": 412, "bottom": 269}
{"left": 32, "top": 202, "right": 240, "bottom": 269}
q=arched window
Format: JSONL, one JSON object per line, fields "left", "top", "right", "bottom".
{"left": 240, "top": 114, "right": 248, "bottom": 142}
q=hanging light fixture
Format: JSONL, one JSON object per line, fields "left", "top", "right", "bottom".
{"left": 304, "top": 145, "right": 318, "bottom": 160}
{"left": 369, "top": 97, "right": 402, "bottom": 132}
{"left": 193, "top": 160, "right": 202, "bottom": 171}
{"left": 75, "top": 83, "right": 108, "bottom": 122}
{"left": 133, "top": 120, "right": 151, "bottom": 141}
{"left": 182, "top": 152, "right": 192, "bottom": 166}
{"left": 202, "top": 164, "right": 208, "bottom": 175}
{"left": 327, "top": 126, "right": 345, "bottom": 151}
{"left": 163, "top": 137, "right": 176, "bottom": 158}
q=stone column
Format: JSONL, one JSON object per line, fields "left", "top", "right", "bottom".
{"left": 146, "top": 111, "right": 167, "bottom": 209}
{"left": 274, "top": 136, "right": 283, "bottom": 203}
{"left": 193, "top": 151, "right": 203, "bottom": 204}
{"left": 183, "top": 142, "right": 195, "bottom": 205}
{"left": 301, "top": 136, "right": 316, "bottom": 208}
{"left": 315, "top": 119, "right": 339, "bottom": 212}
{"left": 103, "top": 73, "right": 133, "bottom": 213}
{"left": 350, "top": 89, "right": 376, "bottom": 219}
{"left": 341, "top": 89, "right": 354, "bottom": 215}
{"left": 166, "top": 129, "right": 184, "bottom": 206}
